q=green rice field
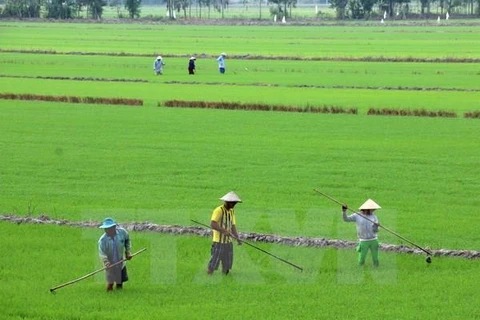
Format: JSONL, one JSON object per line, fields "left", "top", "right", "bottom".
{"left": 0, "top": 21, "right": 479, "bottom": 319}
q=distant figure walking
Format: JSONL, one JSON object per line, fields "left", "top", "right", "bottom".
{"left": 153, "top": 56, "right": 165, "bottom": 75}
{"left": 217, "top": 53, "right": 226, "bottom": 74}
{"left": 188, "top": 57, "right": 196, "bottom": 75}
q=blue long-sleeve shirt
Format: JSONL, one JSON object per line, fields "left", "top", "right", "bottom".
{"left": 154, "top": 59, "right": 165, "bottom": 73}
{"left": 98, "top": 227, "right": 131, "bottom": 266}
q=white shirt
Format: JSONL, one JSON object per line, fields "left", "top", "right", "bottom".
{"left": 217, "top": 56, "right": 225, "bottom": 68}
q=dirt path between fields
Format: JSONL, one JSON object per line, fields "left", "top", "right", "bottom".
{"left": 2, "top": 214, "right": 478, "bottom": 260}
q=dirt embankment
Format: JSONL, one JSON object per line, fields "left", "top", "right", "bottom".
{"left": 1, "top": 214, "right": 479, "bottom": 259}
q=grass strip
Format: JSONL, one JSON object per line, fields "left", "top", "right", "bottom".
{"left": 163, "top": 99, "right": 358, "bottom": 114}
{"left": 367, "top": 107, "right": 457, "bottom": 118}
{"left": 0, "top": 93, "right": 143, "bottom": 106}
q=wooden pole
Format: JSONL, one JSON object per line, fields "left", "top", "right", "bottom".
{"left": 314, "top": 189, "right": 432, "bottom": 256}
{"left": 50, "top": 248, "right": 147, "bottom": 293}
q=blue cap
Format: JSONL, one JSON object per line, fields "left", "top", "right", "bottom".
{"left": 99, "top": 218, "right": 116, "bottom": 229}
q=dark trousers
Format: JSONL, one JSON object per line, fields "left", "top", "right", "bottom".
{"left": 208, "top": 242, "right": 233, "bottom": 272}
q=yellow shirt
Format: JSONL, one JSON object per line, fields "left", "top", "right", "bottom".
{"left": 211, "top": 205, "right": 236, "bottom": 243}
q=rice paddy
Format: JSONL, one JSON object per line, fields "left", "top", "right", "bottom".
{"left": 0, "top": 20, "right": 479, "bottom": 319}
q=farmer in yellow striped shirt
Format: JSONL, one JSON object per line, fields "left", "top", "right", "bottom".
{"left": 207, "top": 191, "right": 243, "bottom": 275}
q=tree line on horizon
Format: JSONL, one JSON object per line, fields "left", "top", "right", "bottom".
{"left": 0, "top": 0, "right": 479, "bottom": 20}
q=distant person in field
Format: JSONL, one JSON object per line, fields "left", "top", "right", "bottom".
{"left": 342, "top": 199, "right": 381, "bottom": 267}
{"left": 98, "top": 218, "right": 132, "bottom": 291}
{"left": 207, "top": 191, "right": 243, "bottom": 275}
{"left": 188, "top": 57, "right": 196, "bottom": 75}
{"left": 217, "top": 53, "right": 226, "bottom": 74}
{"left": 153, "top": 56, "right": 165, "bottom": 75}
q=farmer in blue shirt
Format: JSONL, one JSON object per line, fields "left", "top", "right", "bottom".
{"left": 98, "top": 218, "right": 132, "bottom": 291}
{"left": 153, "top": 56, "right": 165, "bottom": 75}
{"left": 342, "top": 199, "right": 381, "bottom": 267}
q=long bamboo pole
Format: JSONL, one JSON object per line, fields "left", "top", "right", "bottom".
{"left": 191, "top": 219, "right": 303, "bottom": 271}
{"left": 50, "top": 248, "right": 147, "bottom": 293}
{"left": 314, "top": 189, "right": 433, "bottom": 259}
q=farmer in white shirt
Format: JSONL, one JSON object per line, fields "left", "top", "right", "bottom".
{"left": 217, "top": 53, "right": 226, "bottom": 74}
{"left": 342, "top": 199, "right": 381, "bottom": 267}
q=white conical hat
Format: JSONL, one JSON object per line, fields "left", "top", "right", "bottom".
{"left": 157, "top": 56, "right": 162, "bottom": 60}
{"left": 220, "top": 191, "right": 242, "bottom": 203}
{"left": 359, "top": 199, "right": 381, "bottom": 210}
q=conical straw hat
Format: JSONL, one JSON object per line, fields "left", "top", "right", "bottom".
{"left": 220, "top": 191, "right": 242, "bottom": 203}
{"left": 359, "top": 199, "right": 381, "bottom": 210}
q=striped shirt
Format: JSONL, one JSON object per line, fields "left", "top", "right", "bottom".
{"left": 211, "top": 205, "right": 236, "bottom": 243}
